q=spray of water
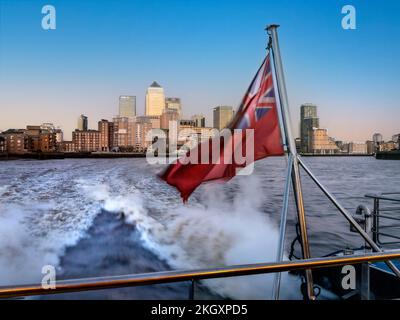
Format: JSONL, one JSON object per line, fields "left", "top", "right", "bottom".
{"left": 81, "top": 174, "right": 301, "bottom": 299}
{"left": 0, "top": 160, "right": 301, "bottom": 298}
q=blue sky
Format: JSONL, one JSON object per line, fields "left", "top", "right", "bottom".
{"left": 1, "top": 0, "right": 399, "bottom": 141}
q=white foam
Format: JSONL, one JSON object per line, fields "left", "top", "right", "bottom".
{"left": 0, "top": 160, "right": 301, "bottom": 299}
{"left": 81, "top": 173, "right": 301, "bottom": 299}
{"left": 0, "top": 164, "right": 108, "bottom": 286}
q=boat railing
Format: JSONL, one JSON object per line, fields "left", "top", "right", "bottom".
{"left": 365, "top": 193, "right": 400, "bottom": 246}
{"left": 0, "top": 251, "right": 400, "bottom": 299}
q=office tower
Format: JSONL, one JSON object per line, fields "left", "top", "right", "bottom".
{"left": 98, "top": 119, "right": 114, "bottom": 151}
{"left": 165, "top": 97, "right": 182, "bottom": 118}
{"left": 160, "top": 108, "right": 179, "bottom": 130}
{"left": 119, "top": 96, "right": 136, "bottom": 117}
{"left": 192, "top": 114, "right": 206, "bottom": 128}
{"left": 77, "top": 114, "right": 88, "bottom": 131}
{"left": 213, "top": 106, "right": 234, "bottom": 130}
{"left": 300, "top": 103, "right": 319, "bottom": 153}
{"left": 145, "top": 81, "right": 165, "bottom": 116}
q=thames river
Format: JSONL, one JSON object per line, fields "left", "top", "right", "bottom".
{"left": 0, "top": 156, "right": 398, "bottom": 299}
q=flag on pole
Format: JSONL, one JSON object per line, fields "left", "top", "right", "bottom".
{"left": 160, "top": 53, "right": 284, "bottom": 201}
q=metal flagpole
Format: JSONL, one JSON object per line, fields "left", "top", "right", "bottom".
{"left": 267, "top": 24, "right": 316, "bottom": 300}
{"left": 272, "top": 154, "right": 293, "bottom": 299}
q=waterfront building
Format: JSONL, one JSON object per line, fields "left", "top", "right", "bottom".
{"left": 119, "top": 96, "right": 136, "bottom": 117}
{"left": 112, "top": 116, "right": 130, "bottom": 148}
{"left": 380, "top": 141, "right": 397, "bottom": 152}
{"left": 160, "top": 108, "right": 179, "bottom": 130}
{"left": 25, "top": 125, "right": 41, "bottom": 152}
{"left": 177, "top": 118, "right": 217, "bottom": 147}
{"left": 1, "top": 126, "right": 58, "bottom": 154}
{"left": 0, "top": 135, "right": 6, "bottom": 153}
{"left": 72, "top": 130, "right": 100, "bottom": 152}
{"left": 192, "top": 114, "right": 206, "bottom": 128}
{"left": 300, "top": 103, "right": 319, "bottom": 153}
{"left": 180, "top": 119, "right": 195, "bottom": 127}
{"left": 373, "top": 133, "right": 383, "bottom": 144}
{"left": 192, "top": 127, "right": 218, "bottom": 143}
{"left": 348, "top": 142, "right": 368, "bottom": 154}
{"left": 98, "top": 119, "right": 114, "bottom": 151}
{"left": 146, "top": 81, "right": 165, "bottom": 116}
{"left": 366, "top": 140, "right": 375, "bottom": 154}
{"left": 40, "top": 123, "right": 55, "bottom": 132}
{"left": 112, "top": 116, "right": 153, "bottom": 151}
{"left": 310, "top": 128, "right": 340, "bottom": 154}
{"left": 146, "top": 115, "right": 161, "bottom": 130}
{"left": 134, "top": 116, "right": 152, "bottom": 151}
{"left": 177, "top": 120, "right": 196, "bottom": 148}
{"left": 2, "top": 129, "right": 27, "bottom": 154}
{"left": 165, "top": 97, "right": 182, "bottom": 118}
{"left": 77, "top": 114, "right": 88, "bottom": 131}
{"left": 6, "top": 133, "right": 27, "bottom": 153}
{"left": 38, "top": 132, "right": 57, "bottom": 152}
{"left": 54, "top": 129, "right": 63, "bottom": 144}
{"left": 392, "top": 134, "right": 400, "bottom": 149}
{"left": 373, "top": 133, "right": 383, "bottom": 150}
{"left": 39, "top": 123, "right": 63, "bottom": 150}
{"left": 176, "top": 126, "right": 218, "bottom": 150}
{"left": 127, "top": 117, "right": 138, "bottom": 148}
{"left": 25, "top": 125, "right": 57, "bottom": 153}
{"left": 335, "top": 140, "right": 344, "bottom": 149}
{"left": 213, "top": 106, "right": 234, "bottom": 130}
{"left": 62, "top": 141, "right": 75, "bottom": 153}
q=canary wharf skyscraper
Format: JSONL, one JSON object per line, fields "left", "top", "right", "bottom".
{"left": 300, "top": 103, "right": 319, "bottom": 153}
{"left": 213, "top": 106, "right": 234, "bottom": 130}
{"left": 145, "top": 81, "right": 165, "bottom": 116}
{"left": 119, "top": 96, "right": 136, "bottom": 117}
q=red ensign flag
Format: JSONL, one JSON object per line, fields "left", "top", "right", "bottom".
{"left": 160, "top": 53, "right": 284, "bottom": 201}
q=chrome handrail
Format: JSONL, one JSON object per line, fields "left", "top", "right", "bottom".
{"left": 1, "top": 251, "right": 400, "bottom": 299}
{"left": 297, "top": 157, "right": 400, "bottom": 278}
{"left": 365, "top": 193, "right": 400, "bottom": 246}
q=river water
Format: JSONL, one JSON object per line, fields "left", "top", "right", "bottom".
{"left": 0, "top": 157, "right": 398, "bottom": 299}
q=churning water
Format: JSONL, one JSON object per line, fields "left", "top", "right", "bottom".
{"left": 0, "top": 157, "right": 398, "bottom": 299}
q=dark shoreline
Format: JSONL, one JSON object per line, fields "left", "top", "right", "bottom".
{"left": 300, "top": 154, "right": 373, "bottom": 157}
{"left": 0, "top": 152, "right": 148, "bottom": 161}
{"left": 0, "top": 152, "right": 378, "bottom": 161}
{"left": 375, "top": 151, "right": 400, "bottom": 160}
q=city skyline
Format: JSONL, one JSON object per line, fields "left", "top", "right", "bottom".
{"left": 1, "top": 0, "right": 400, "bottom": 141}
{"left": 1, "top": 81, "right": 398, "bottom": 144}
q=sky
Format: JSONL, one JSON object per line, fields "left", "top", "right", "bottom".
{"left": 0, "top": 0, "right": 399, "bottom": 141}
